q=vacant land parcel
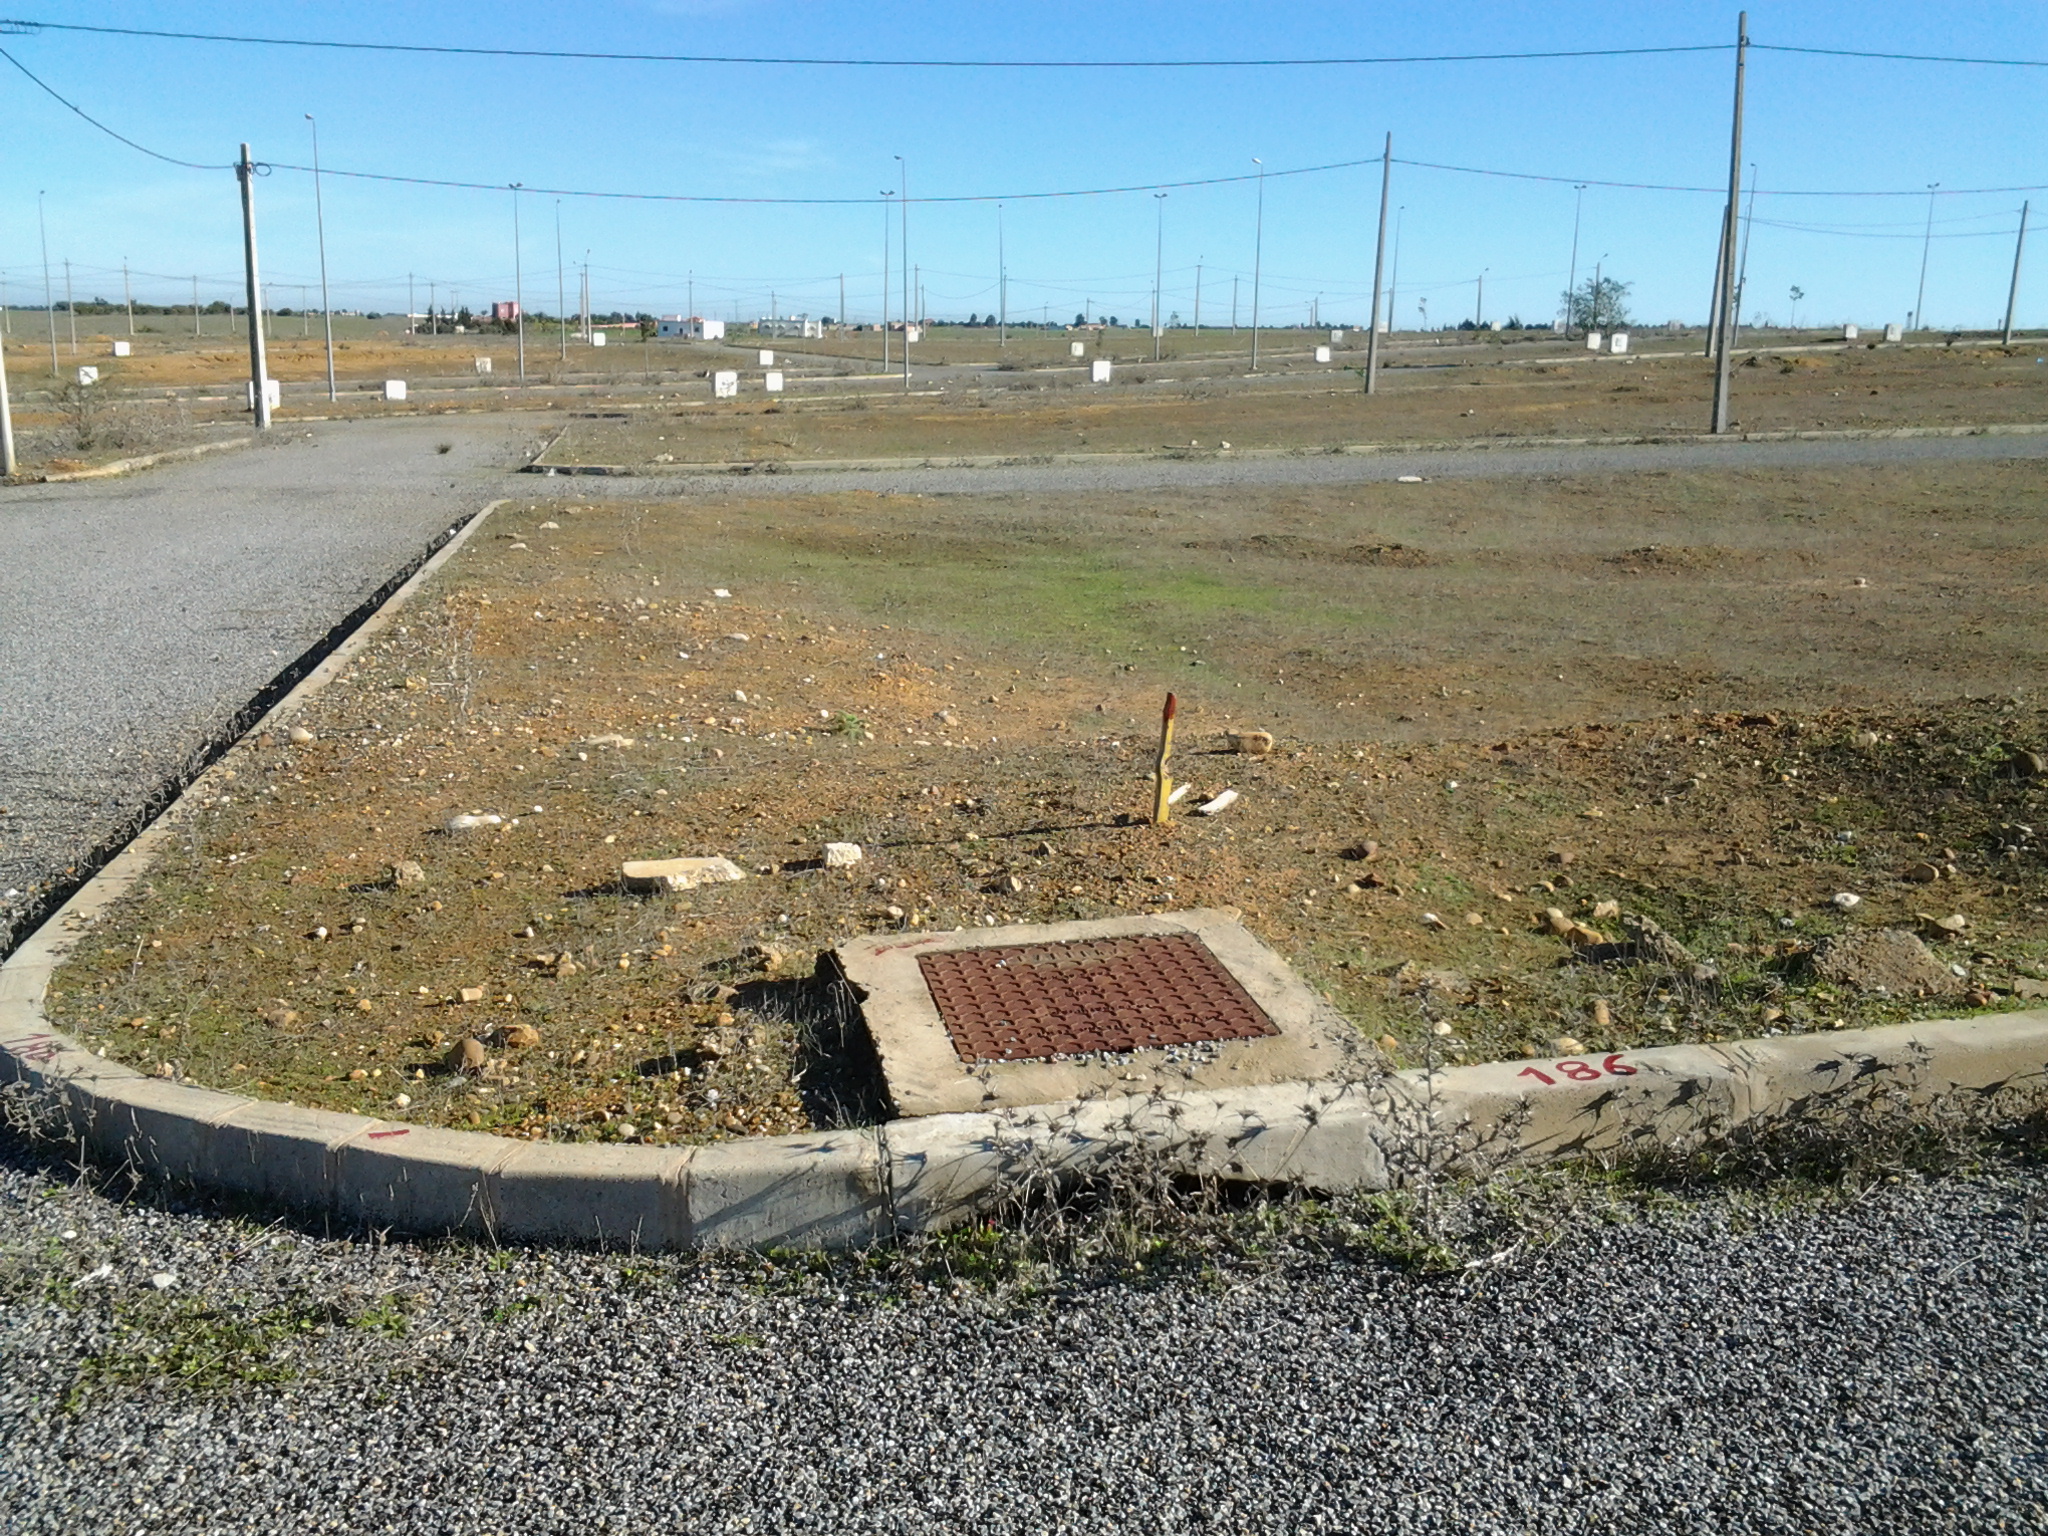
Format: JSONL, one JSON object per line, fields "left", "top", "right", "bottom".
{"left": 45, "top": 456, "right": 2048, "bottom": 1147}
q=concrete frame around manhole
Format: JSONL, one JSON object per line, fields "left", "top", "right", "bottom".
{"left": 832, "top": 910, "right": 1370, "bottom": 1118}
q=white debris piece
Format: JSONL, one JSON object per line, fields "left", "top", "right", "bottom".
{"left": 823, "top": 842, "right": 864, "bottom": 868}
{"left": 445, "top": 813, "right": 504, "bottom": 832}
{"left": 621, "top": 856, "right": 748, "bottom": 893}
{"left": 1833, "top": 892, "right": 1863, "bottom": 911}
{"left": 1195, "top": 789, "right": 1240, "bottom": 817}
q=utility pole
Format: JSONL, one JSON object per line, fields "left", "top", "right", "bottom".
{"left": 64, "top": 258, "right": 76, "bottom": 353}
{"left": 897, "top": 156, "right": 909, "bottom": 391}
{"left": 1366, "top": 132, "right": 1391, "bottom": 393}
{"left": 511, "top": 183, "right": 526, "bottom": 382}
{"left": 1151, "top": 191, "right": 1166, "bottom": 361}
{"left": 39, "top": 193, "right": 57, "bottom": 376}
{"left": 881, "top": 189, "right": 892, "bottom": 372}
{"left": 839, "top": 273, "right": 846, "bottom": 339}
{"left": 429, "top": 280, "right": 436, "bottom": 337}
{"left": 307, "top": 115, "right": 337, "bottom": 401}
{"left": 1232, "top": 274, "right": 1238, "bottom": 335}
{"left": 1475, "top": 272, "right": 1484, "bottom": 330}
{"left": 237, "top": 142, "right": 272, "bottom": 430}
{"left": 555, "top": 201, "right": 566, "bottom": 362}
{"left": 122, "top": 260, "right": 134, "bottom": 335}
{"left": 408, "top": 273, "right": 415, "bottom": 344}
{"left": 192, "top": 275, "right": 200, "bottom": 338}
{"left": 2003, "top": 200, "right": 2029, "bottom": 345}
{"left": 1709, "top": 12, "right": 1748, "bottom": 435}
{"left": 997, "top": 204, "right": 1006, "bottom": 349}
{"left": 1908, "top": 183, "right": 1941, "bottom": 333}
{"left": 1250, "top": 158, "right": 1266, "bottom": 371}
{"left": 1194, "top": 259, "right": 1203, "bottom": 336}
{"left": 1565, "top": 183, "right": 1586, "bottom": 334}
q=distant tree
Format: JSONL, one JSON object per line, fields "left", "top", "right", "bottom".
{"left": 637, "top": 316, "right": 657, "bottom": 339}
{"left": 1108, "top": 315, "right": 1119, "bottom": 327}
{"left": 1789, "top": 285, "right": 1805, "bottom": 327}
{"left": 1562, "top": 275, "right": 1632, "bottom": 330}
{"left": 1074, "top": 311, "right": 1087, "bottom": 326}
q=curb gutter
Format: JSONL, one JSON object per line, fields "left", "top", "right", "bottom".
{"left": 11, "top": 434, "right": 253, "bottom": 486}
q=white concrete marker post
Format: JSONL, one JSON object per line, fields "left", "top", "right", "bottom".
{"left": 591, "top": 331, "right": 606, "bottom": 347}
{"left": 1885, "top": 323, "right": 1902, "bottom": 343}
{"left": 1090, "top": 358, "right": 1112, "bottom": 384}
{"left": 474, "top": 357, "right": 492, "bottom": 375}
{"left": 1315, "top": 345, "right": 1331, "bottom": 363}
{"left": 75, "top": 366, "right": 98, "bottom": 387}
{"left": 111, "top": 340, "right": 130, "bottom": 358}
{"left": 1609, "top": 332, "right": 1629, "bottom": 355}
{"left": 764, "top": 371, "right": 784, "bottom": 393}
{"left": 1586, "top": 331, "right": 1603, "bottom": 352}
{"left": 714, "top": 371, "right": 739, "bottom": 399}
{"left": 245, "top": 378, "right": 281, "bottom": 411}
{"left": 1069, "top": 340, "right": 1085, "bottom": 358}
{"left": 384, "top": 380, "right": 408, "bottom": 401}
{"left": 759, "top": 349, "right": 774, "bottom": 366}
{"left": 1843, "top": 324, "right": 1860, "bottom": 341}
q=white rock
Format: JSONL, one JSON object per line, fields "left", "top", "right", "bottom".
{"left": 288, "top": 726, "right": 316, "bottom": 745}
{"left": 150, "top": 1271, "right": 178, "bottom": 1290}
{"left": 1832, "top": 892, "right": 1862, "bottom": 911}
{"left": 712, "top": 588, "right": 733, "bottom": 598}
{"left": 1194, "top": 789, "right": 1239, "bottom": 817}
{"left": 582, "top": 734, "right": 636, "bottom": 748}
{"left": 1397, "top": 474, "right": 1426, "bottom": 484}
{"left": 1167, "top": 782, "right": 1192, "bottom": 804}
{"left": 823, "top": 842, "right": 864, "bottom": 868}
{"left": 445, "top": 813, "right": 504, "bottom": 832}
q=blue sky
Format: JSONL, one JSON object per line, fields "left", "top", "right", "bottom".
{"left": 2, "top": 2, "right": 2044, "bottom": 330}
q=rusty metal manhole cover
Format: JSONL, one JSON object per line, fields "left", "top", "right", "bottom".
{"left": 916, "top": 932, "right": 1279, "bottom": 1064}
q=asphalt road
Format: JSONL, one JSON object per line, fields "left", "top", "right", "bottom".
{"left": 0, "top": 416, "right": 543, "bottom": 954}
{"left": 3, "top": 415, "right": 2046, "bottom": 1532}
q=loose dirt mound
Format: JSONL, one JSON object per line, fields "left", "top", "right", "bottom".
{"left": 1812, "top": 928, "right": 1961, "bottom": 997}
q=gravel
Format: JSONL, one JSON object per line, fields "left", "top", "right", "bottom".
{"left": 1, "top": 1128, "right": 2042, "bottom": 1534}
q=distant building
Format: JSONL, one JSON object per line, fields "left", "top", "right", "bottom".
{"left": 656, "top": 315, "right": 725, "bottom": 340}
{"left": 489, "top": 301, "right": 520, "bottom": 323}
{"left": 756, "top": 315, "right": 822, "bottom": 338}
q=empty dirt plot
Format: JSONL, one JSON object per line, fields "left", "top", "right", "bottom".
{"left": 538, "top": 343, "right": 2048, "bottom": 466}
{"left": 42, "top": 459, "right": 2048, "bottom": 1148}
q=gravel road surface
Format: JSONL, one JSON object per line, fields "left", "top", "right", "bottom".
{"left": 0, "top": 416, "right": 540, "bottom": 953}
{"left": 4, "top": 416, "right": 2046, "bottom": 1533}
{"left": 1, "top": 1135, "right": 2042, "bottom": 1534}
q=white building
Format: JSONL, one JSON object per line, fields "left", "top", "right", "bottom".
{"left": 756, "top": 315, "right": 823, "bottom": 338}
{"left": 656, "top": 316, "right": 726, "bottom": 340}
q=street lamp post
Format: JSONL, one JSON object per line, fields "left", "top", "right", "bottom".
{"left": 556, "top": 200, "right": 567, "bottom": 362}
{"left": 307, "top": 114, "right": 337, "bottom": 401}
{"left": 1565, "top": 183, "right": 1586, "bottom": 334}
{"left": 895, "top": 156, "right": 909, "bottom": 390}
{"left": 1913, "top": 182, "right": 1939, "bottom": 332}
{"left": 511, "top": 184, "right": 526, "bottom": 381}
{"left": 880, "top": 190, "right": 893, "bottom": 372}
{"left": 1152, "top": 192, "right": 1166, "bottom": 362}
{"left": 1249, "top": 159, "right": 1265, "bottom": 372}
{"left": 997, "top": 203, "right": 1006, "bottom": 349}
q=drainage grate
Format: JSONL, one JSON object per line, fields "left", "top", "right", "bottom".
{"left": 917, "top": 932, "right": 1279, "bottom": 1064}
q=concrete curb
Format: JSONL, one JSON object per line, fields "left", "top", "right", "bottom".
{"left": 4, "top": 487, "right": 2046, "bottom": 1248}
{"left": 9, "top": 433, "right": 253, "bottom": 486}
{"left": 521, "top": 420, "right": 2048, "bottom": 480}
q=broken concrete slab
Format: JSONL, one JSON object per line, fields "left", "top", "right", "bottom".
{"left": 621, "top": 856, "right": 747, "bottom": 893}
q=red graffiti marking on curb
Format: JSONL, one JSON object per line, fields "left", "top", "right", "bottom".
{"left": 1517, "top": 1054, "right": 1638, "bottom": 1087}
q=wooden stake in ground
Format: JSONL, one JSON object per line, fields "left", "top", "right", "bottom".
{"left": 1152, "top": 692, "right": 1178, "bottom": 825}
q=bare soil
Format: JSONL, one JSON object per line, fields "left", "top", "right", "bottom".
{"left": 540, "top": 344, "right": 2048, "bottom": 466}
{"left": 45, "top": 465, "right": 2048, "bottom": 1147}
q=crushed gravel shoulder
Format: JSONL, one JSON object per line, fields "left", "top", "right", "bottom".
{"left": 1, "top": 1126, "right": 2042, "bottom": 1534}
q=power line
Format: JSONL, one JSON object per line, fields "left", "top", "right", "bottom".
{"left": 1754, "top": 43, "right": 2048, "bottom": 68}
{"left": 8, "top": 42, "right": 2046, "bottom": 209}
{"left": 0, "top": 19, "right": 1732, "bottom": 68}
{"left": 0, "top": 44, "right": 226, "bottom": 167}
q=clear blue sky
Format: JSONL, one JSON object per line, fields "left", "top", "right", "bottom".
{"left": 2, "top": 2, "right": 2044, "bottom": 331}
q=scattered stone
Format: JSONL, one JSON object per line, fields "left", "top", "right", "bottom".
{"left": 1901, "top": 861, "right": 1943, "bottom": 884}
{"left": 445, "top": 813, "right": 503, "bottom": 832}
{"left": 1932, "top": 913, "right": 1970, "bottom": 935}
{"left": 1224, "top": 730, "right": 1275, "bottom": 756}
{"left": 391, "top": 860, "right": 427, "bottom": 889}
{"left": 1812, "top": 927, "right": 1961, "bottom": 996}
{"left": 1618, "top": 914, "right": 1699, "bottom": 969}
{"left": 621, "top": 856, "right": 747, "bottom": 892}
{"left": 1340, "top": 840, "right": 1381, "bottom": 862}
{"left": 150, "top": 1272, "right": 178, "bottom": 1291}
{"left": 1854, "top": 730, "right": 1881, "bottom": 748}
{"left": 742, "top": 943, "right": 787, "bottom": 972}
{"left": 348, "top": 1067, "right": 369, "bottom": 1081}
{"left": 1832, "top": 892, "right": 1863, "bottom": 912}
{"left": 1542, "top": 907, "right": 1575, "bottom": 937}
{"left": 1421, "top": 912, "right": 1448, "bottom": 930}
{"left": 1548, "top": 848, "right": 1577, "bottom": 866}
{"left": 492, "top": 1022, "right": 541, "bottom": 1049}
{"left": 2005, "top": 747, "right": 2045, "bottom": 778}
{"left": 2015, "top": 977, "right": 2048, "bottom": 1000}
{"left": 448, "top": 1038, "right": 488, "bottom": 1074}
{"left": 458, "top": 986, "right": 486, "bottom": 1004}
{"left": 1376, "top": 1034, "right": 1400, "bottom": 1053}
{"left": 822, "top": 842, "right": 864, "bottom": 868}
{"left": 1194, "top": 789, "right": 1239, "bottom": 817}
{"left": 1550, "top": 1036, "right": 1586, "bottom": 1056}
{"left": 1592, "top": 999, "right": 1612, "bottom": 1029}
{"left": 582, "top": 734, "right": 636, "bottom": 749}
{"left": 552, "top": 955, "right": 580, "bottom": 978}
{"left": 1591, "top": 899, "right": 1621, "bottom": 921}
{"left": 287, "top": 725, "right": 316, "bottom": 745}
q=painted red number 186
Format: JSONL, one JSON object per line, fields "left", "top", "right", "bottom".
{"left": 1518, "top": 1054, "right": 1635, "bottom": 1086}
